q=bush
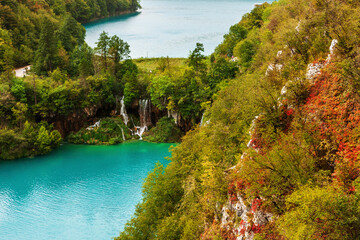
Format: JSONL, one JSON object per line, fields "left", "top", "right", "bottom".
{"left": 0, "top": 122, "right": 62, "bottom": 160}
{"left": 144, "top": 117, "right": 182, "bottom": 143}
{"left": 278, "top": 185, "right": 360, "bottom": 239}
{"left": 67, "top": 118, "right": 130, "bottom": 145}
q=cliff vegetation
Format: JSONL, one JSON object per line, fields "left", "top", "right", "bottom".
{"left": 117, "top": 0, "right": 360, "bottom": 239}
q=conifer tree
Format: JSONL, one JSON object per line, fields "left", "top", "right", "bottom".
{"left": 34, "top": 17, "right": 59, "bottom": 75}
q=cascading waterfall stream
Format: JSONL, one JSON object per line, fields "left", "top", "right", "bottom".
{"left": 120, "top": 96, "right": 129, "bottom": 126}
{"left": 120, "top": 127, "right": 126, "bottom": 141}
{"left": 200, "top": 113, "right": 204, "bottom": 127}
{"left": 135, "top": 99, "right": 152, "bottom": 140}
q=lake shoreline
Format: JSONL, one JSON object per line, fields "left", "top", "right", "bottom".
{"left": 82, "top": 10, "right": 140, "bottom": 25}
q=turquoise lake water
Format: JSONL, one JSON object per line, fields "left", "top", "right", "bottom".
{"left": 0, "top": 142, "right": 174, "bottom": 240}
{"left": 84, "top": 0, "right": 271, "bottom": 58}
{"left": 1, "top": 1, "right": 273, "bottom": 239}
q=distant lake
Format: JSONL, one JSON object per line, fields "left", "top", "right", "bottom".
{"left": 84, "top": 0, "right": 271, "bottom": 58}
{"left": 0, "top": 142, "right": 173, "bottom": 240}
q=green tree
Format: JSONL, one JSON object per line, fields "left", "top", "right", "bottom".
{"left": 123, "top": 71, "right": 139, "bottom": 106}
{"left": 148, "top": 76, "right": 174, "bottom": 110}
{"left": 58, "top": 14, "right": 85, "bottom": 52}
{"left": 208, "top": 57, "right": 238, "bottom": 89}
{"left": 217, "top": 24, "right": 248, "bottom": 56}
{"left": 10, "top": 78, "right": 26, "bottom": 102}
{"left": 69, "top": 43, "right": 94, "bottom": 77}
{"left": 188, "top": 43, "right": 206, "bottom": 75}
{"left": 233, "top": 39, "right": 257, "bottom": 70}
{"left": 0, "top": 129, "right": 29, "bottom": 160}
{"left": 278, "top": 185, "right": 360, "bottom": 240}
{"left": 23, "top": 121, "right": 36, "bottom": 143}
{"left": 109, "top": 35, "right": 130, "bottom": 74}
{"left": 35, "top": 125, "right": 62, "bottom": 155}
{"left": 95, "top": 31, "right": 110, "bottom": 70}
{"left": 34, "top": 17, "right": 59, "bottom": 75}
{"left": 145, "top": 117, "right": 182, "bottom": 142}
{"left": 11, "top": 102, "right": 27, "bottom": 128}
{"left": 0, "top": 28, "right": 15, "bottom": 78}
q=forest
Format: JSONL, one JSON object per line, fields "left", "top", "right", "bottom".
{"left": 116, "top": 0, "right": 360, "bottom": 239}
{"left": 0, "top": 0, "right": 238, "bottom": 159}
{"left": 2, "top": 0, "right": 360, "bottom": 239}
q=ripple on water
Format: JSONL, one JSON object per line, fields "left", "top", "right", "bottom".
{"left": 0, "top": 142, "right": 172, "bottom": 240}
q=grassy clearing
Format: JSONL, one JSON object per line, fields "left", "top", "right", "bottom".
{"left": 134, "top": 57, "right": 187, "bottom": 73}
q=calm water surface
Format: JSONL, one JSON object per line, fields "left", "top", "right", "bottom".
{"left": 84, "top": 0, "right": 271, "bottom": 58}
{"left": 0, "top": 142, "right": 174, "bottom": 240}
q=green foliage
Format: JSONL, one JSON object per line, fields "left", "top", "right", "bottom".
{"left": 59, "top": 0, "right": 141, "bottom": 23}
{"left": 109, "top": 35, "right": 130, "bottom": 73}
{"left": 95, "top": 31, "right": 110, "bottom": 70}
{"left": 278, "top": 185, "right": 360, "bottom": 239}
{"left": 0, "top": 129, "right": 29, "bottom": 160}
{"left": 118, "top": 1, "right": 360, "bottom": 239}
{"left": 34, "top": 16, "right": 60, "bottom": 75}
{"left": 0, "top": 122, "right": 62, "bottom": 160}
{"left": 10, "top": 78, "right": 27, "bottom": 102}
{"left": 69, "top": 43, "right": 94, "bottom": 77}
{"left": 188, "top": 42, "right": 206, "bottom": 74}
{"left": 11, "top": 102, "right": 28, "bottom": 128}
{"left": 123, "top": 71, "right": 140, "bottom": 106}
{"left": 144, "top": 117, "right": 182, "bottom": 143}
{"left": 239, "top": 133, "right": 318, "bottom": 212}
{"left": 0, "top": 28, "right": 15, "bottom": 74}
{"left": 148, "top": 75, "right": 173, "bottom": 110}
{"left": 116, "top": 162, "right": 184, "bottom": 240}
{"left": 58, "top": 14, "right": 85, "bottom": 52}
{"left": 36, "top": 124, "right": 62, "bottom": 155}
{"left": 208, "top": 57, "right": 238, "bottom": 89}
{"left": 216, "top": 24, "right": 248, "bottom": 56}
{"left": 234, "top": 39, "right": 257, "bottom": 70}
{"left": 36, "top": 125, "right": 53, "bottom": 154}
{"left": 67, "top": 118, "right": 130, "bottom": 145}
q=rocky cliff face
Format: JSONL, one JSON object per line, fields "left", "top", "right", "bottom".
{"left": 213, "top": 39, "right": 339, "bottom": 240}
{"left": 220, "top": 195, "right": 273, "bottom": 240}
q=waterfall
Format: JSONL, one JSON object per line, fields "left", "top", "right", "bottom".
{"left": 135, "top": 99, "right": 152, "bottom": 140}
{"left": 86, "top": 120, "right": 100, "bottom": 130}
{"left": 120, "top": 96, "right": 129, "bottom": 126}
{"left": 200, "top": 113, "right": 204, "bottom": 127}
{"left": 120, "top": 127, "right": 126, "bottom": 141}
{"left": 167, "top": 109, "right": 179, "bottom": 125}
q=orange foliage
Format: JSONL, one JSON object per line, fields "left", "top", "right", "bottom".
{"left": 304, "top": 65, "right": 360, "bottom": 187}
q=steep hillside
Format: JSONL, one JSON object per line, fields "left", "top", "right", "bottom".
{"left": 117, "top": 0, "right": 360, "bottom": 239}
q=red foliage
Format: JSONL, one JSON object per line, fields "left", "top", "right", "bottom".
{"left": 228, "top": 181, "right": 236, "bottom": 195}
{"left": 236, "top": 179, "right": 251, "bottom": 191}
{"left": 304, "top": 65, "right": 360, "bottom": 186}
{"left": 251, "top": 198, "right": 262, "bottom": 212}
{"left": 251, "top": 224, "right": 262, "bottom": 234}
{"left": 228, "top": 181, "right": 238, "bottom": 203}
{"left": 285, "top": 108, "right": 294, "bottom": 116}
{"left": 249, "top": 105, "right": 295, "bottom": 152}
{"left": 348, "top": 186, "right": 356, "bottom": 193}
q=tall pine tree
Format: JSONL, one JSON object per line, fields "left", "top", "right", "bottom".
{"left": 34, "top": 17, "right": 59, "bottom": 75}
